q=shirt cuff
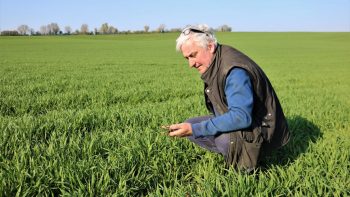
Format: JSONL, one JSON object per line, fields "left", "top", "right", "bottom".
{"left": 191, "top": 122, "right": 207, "bottom": 138}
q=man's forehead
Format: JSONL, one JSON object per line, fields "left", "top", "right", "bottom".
{"left": 181, "top": 41, "right": 197, "bottom": 56}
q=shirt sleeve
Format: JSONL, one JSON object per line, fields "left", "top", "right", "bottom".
{"left": 191, "top": 68, "right": 253, "bottom": 138}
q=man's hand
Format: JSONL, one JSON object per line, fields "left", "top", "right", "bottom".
{"left": 162, "top": 123, "right": 192, "bottom": 137}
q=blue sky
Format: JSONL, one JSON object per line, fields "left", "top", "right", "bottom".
{"left": 0, "top": 0, "right": 349, "bottom": 32}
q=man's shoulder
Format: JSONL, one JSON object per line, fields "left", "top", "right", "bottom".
{"left": 219, "top": 45, "right": 249, "bottom": 74}
{"left": 220, "top": 44, "right": 241, "bottom": 54}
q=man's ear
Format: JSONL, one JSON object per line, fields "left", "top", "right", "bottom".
{"left": 209, "top": 43, "right": 216, "bottom": 53}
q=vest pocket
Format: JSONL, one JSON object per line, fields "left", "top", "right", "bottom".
{"left": 226, "top": 128, "right": 263, "bottom": 171}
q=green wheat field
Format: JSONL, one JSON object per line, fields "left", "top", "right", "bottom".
{"left": 1, "top": 32, "right": 349, "bottom": 196}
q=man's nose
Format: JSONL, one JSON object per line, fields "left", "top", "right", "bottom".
{"left": 189, "top": 59, "right": 195, "bottom": 67}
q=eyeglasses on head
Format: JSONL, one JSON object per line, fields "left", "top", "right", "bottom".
{"left": 182, "top": 28, "right": 207, "bottom": 35}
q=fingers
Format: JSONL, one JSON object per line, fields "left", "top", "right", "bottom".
{"left": 160, "top": 124, "right": 178, "bottom": 132}
{"left": 168, "top": 123, "right": 192, "bottom": 137}
{"left": 169, "top": 123, "right": 182, "bottom": 131}
{"left": 160, "top": 123, "right": 192, "bottom": 137}
{"left": 168, "top": 128, "right": 186, "bottom": 137}
{"left": 161, "top": 124, "right": 181, "bottom": 131}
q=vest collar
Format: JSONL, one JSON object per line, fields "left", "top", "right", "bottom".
{"left": 201, "top": 44, "right": 222, "bottom": 85}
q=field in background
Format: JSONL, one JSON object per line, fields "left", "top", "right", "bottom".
{"left": 1, "top": 32, "right": 349, "bottom": 196}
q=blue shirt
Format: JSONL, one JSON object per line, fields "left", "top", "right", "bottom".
{"left": 192, "top": 68, "right": 253, "bottom": 138}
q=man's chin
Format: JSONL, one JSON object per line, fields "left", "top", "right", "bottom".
{"left": 193, "top": 65, "right": 207, "bottom": 75}
{"left": 198, "top": 67, "right": 208, "bottom": 75}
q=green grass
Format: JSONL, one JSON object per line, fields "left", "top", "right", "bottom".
{"left": 0, "top": 32, "right": 349, "bottom": 196}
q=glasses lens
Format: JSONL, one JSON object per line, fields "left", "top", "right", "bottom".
{"left": 182, "top": 29, "right": 191, "bottom": 35}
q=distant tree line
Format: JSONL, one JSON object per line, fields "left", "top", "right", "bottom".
{"left": 1, "top": 23, "right": 232, "bottom": 36}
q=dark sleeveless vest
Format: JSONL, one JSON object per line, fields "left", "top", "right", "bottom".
{"left": 201, "top": 44, "right": 290, "bottom": 153}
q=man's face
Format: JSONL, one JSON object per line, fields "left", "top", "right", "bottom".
{"left": 180, "top": 39, "right": 215, "bottom": 75}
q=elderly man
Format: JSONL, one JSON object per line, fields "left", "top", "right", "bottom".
{"left": 164, "top": 24, "right": 290, "bottom": 171}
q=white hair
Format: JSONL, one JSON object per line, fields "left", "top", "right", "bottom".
{"left": 176, "top": 24, "right": 217, "bottom": 52}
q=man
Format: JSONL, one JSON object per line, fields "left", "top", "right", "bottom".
{"left": 164, "top": 24, "right": 290, "bottom": 171}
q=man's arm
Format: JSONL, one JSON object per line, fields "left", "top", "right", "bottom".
{"left": 191, "top": 68, "right": 253, "bottom": 138}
